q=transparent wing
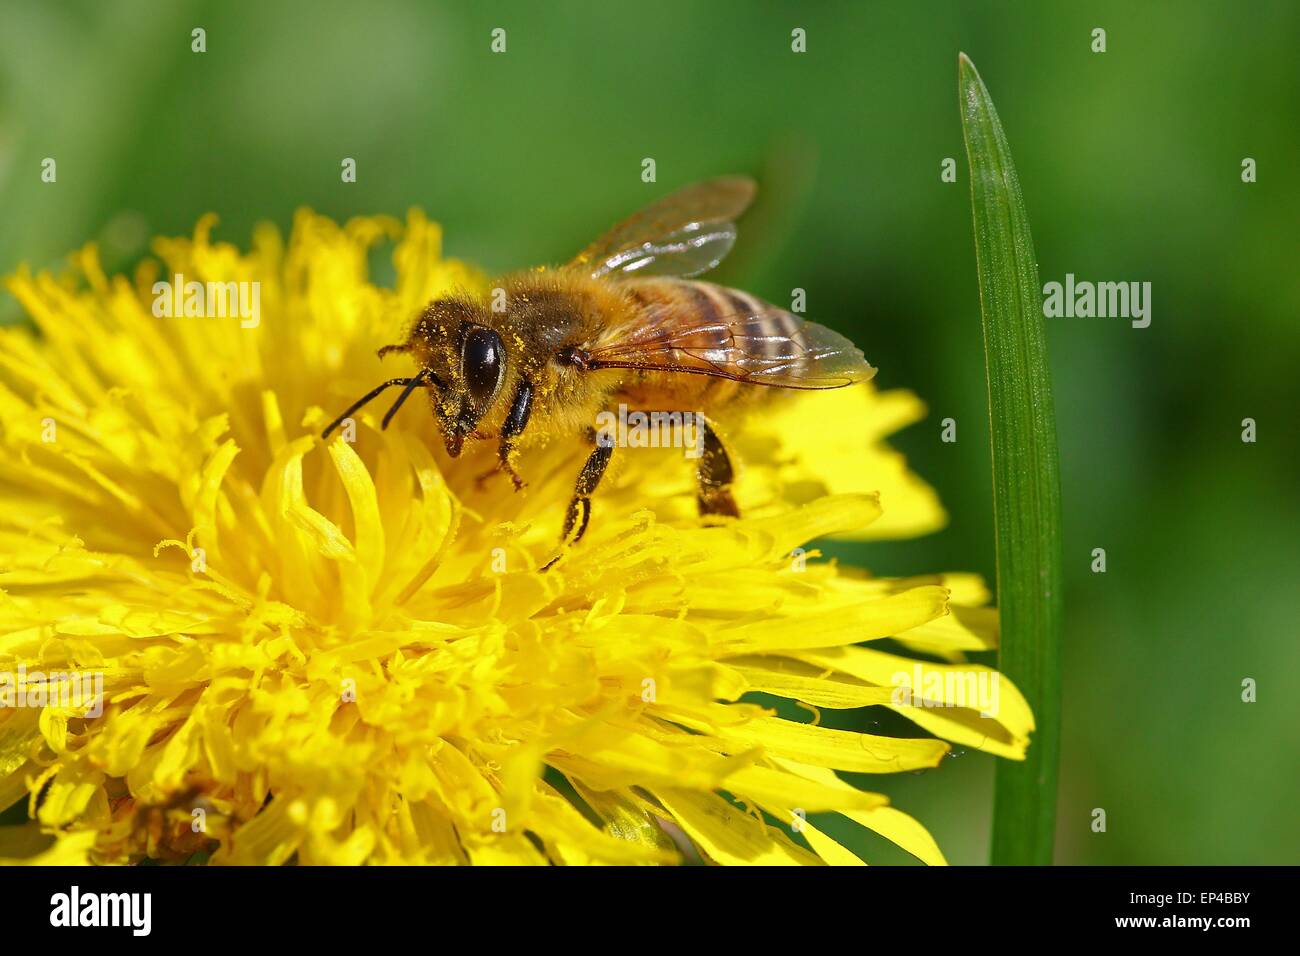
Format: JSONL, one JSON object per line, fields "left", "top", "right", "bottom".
{"left": 582, "top": 301, "right": 875, "bottom": 390}
{"left": 568, "top": 176, "right": 757, "bottom": 280}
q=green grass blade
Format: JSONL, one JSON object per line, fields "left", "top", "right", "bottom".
{"left": 957, "top": 52, "right": 1063, "bottom": 866}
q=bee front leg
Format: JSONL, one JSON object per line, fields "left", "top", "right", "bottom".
{"left": 474, "top": 453, "right": 526, "bottom": 492}
{"left": 477, "top": 378, "right": 533, "bottom": 492}
{"left": 696, "top": 418, "right": 740, "bottom": 518}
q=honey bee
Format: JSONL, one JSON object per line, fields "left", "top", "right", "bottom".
{"left": 322, "top": 176, "right": 875, "bottom": 558}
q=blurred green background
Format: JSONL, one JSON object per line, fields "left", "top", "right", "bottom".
{"left": 2, "top": 0, "right": 1296, "bottom": 864}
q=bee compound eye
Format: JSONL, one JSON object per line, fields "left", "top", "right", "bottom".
{"left": 463, "top": 326, "right": 505, "bottom": 408}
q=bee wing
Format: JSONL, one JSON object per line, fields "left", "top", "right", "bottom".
{"left": 581, "top": 301, "right": 875, "bottom": 390}
{"left": 567, "top": 176, "right": 757, "bottom": 280}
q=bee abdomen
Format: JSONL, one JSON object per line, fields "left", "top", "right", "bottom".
{"left": 687, "top": 279, "right": 806, "bottom": 388}
{"left": 623, "top": 278, "right": 803, "bottom": 407}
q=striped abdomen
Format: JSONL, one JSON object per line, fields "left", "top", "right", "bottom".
{"left": 612, "top": 277, "right": 810, "bottom": 409}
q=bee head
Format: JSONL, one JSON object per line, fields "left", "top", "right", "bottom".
{"left": 400, "top": 298, "right": 507, "bottom": 458}
{"left": 440, "top": 321, "right": 506, "bottom": 457}
{"left": 323, "top": 296, "right": 507, "bottom": 454}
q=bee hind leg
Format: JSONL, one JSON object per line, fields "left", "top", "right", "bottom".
{"left": 696, "top": 418, "right": 740, "bottom": 518}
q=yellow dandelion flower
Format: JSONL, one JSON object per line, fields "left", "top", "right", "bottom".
{"left": 0, "top": 209, "right": 1032, "bottom": 866}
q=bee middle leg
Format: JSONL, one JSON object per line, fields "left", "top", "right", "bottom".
{"left": 696, "top": 418, "right": 740, "bottom": 518}
{"left": 560, "top": 429, "right": 614, "bottom": 546}
{"left": 539, "top": 428, "right": 613, "bottom": 573}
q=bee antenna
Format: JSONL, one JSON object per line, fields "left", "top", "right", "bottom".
{"left": 320, "top": 370, "right": 436, "bottom": 439}
{"left": 380, "top": 368, "right": 435, "bottom": 430}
